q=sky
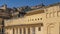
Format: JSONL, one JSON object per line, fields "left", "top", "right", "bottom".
{"left": 0, "top": 0, "right": 60, "bottom": 8}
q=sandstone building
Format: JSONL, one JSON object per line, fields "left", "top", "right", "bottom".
{"left": 0, "top": 2, "right": 60, "bottom": 34}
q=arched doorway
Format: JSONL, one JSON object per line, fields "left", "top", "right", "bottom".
{"left": 47, "top": 23, "right": 56, "bottom": 34}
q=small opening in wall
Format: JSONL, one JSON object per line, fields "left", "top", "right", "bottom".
{"left": 38, "top": 27, "right": 41, "bottom": 31}
{"left": 38, "top": 18, "right": 39, "bottom": 20}
{"left": 40, "top": 18, "right": 42, "bottom": 20}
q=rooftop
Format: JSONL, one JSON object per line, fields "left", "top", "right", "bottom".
{"left": 0, "top": 2, "right": 60, "bottom": 19}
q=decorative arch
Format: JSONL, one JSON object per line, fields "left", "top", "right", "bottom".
{"left": 47, "top": 23, "right": 56, "bottom": 34}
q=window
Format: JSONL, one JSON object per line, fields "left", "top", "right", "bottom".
{"left": 41, "top": 23, "right": 43, "bottom": 26}
{"left": 40, "top": 18, "right": 42, "bottom": 20}
{"left": 38, "top": 27, "right": 41, "bottom": 31}
{"left": 28, "top": 18, "right": 42, "bottom": 22}
{"left": 38, "top": 18, "right": 39, "bottom": 20}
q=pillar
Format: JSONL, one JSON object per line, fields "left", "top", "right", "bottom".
{"left": 26, "top": 28, "right": 28, "bottom": 34}
{"left": 14, "top": 28, "right": 18, "bottom": 34}
{"left": 22, "top": 28, "right": 24, "bottom": 34}
{"left": 23, "top": 28, "right": 26, "bottom": 34}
